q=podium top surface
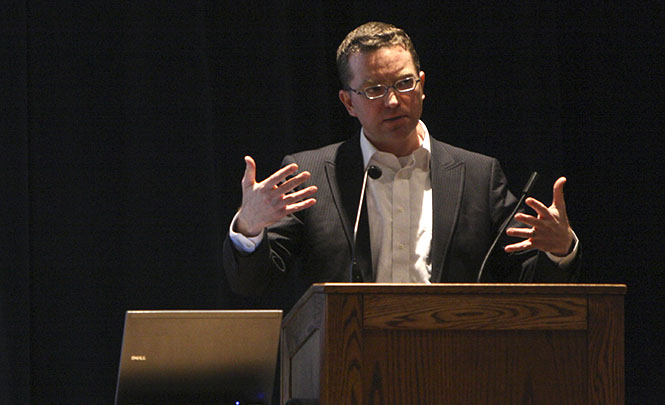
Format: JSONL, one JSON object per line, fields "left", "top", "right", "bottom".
{"left": 283, "top": 283, "right": 626, "bottom": 330}
{"left": 307, "top": 283, "right": 626, "bottom": 295}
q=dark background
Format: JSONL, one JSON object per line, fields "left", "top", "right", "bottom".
{"left": 2, "top": 1, "right": 663, "bottom": 403}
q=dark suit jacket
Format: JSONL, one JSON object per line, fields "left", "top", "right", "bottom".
{"left": 223, "top": 135, "right": 580, "bottom": 296}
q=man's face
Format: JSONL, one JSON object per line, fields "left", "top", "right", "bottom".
{"left": 339, "top": 45, "right": 425, "bottom": 155}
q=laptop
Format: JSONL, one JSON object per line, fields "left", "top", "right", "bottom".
{"left": 115, "top": 310, "right": 282, "bottom": 405}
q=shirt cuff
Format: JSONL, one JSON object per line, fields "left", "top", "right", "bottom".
{"left": 545, "top": 230, "right": 579, "bottom": 268}
{"left": 228, "top": 211, "right": 264, "bottom": 253}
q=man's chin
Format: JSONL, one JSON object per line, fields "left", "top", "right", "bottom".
{"left": 383, "top": 115, "right": 409, "bottom": 125}
{"left": 382, "top": 117, "right": 418, "bottom": 135}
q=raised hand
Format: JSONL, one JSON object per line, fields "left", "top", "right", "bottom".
{"left": 504, "top": 177, "right": 574, "bottom": 256}
{"left": 233, "top": 156, "right": 317, "bottom": 237}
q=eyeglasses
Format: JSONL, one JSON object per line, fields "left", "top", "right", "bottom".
{"left": 347, "top": 76, "right": 421, "bottom": 100}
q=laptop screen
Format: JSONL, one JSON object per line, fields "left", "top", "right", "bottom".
{"left": 115, "top": 310, "right": 282, "bottom": 405}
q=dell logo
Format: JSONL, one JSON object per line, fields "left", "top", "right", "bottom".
{"left": 130, "top": 355, "right": 147, "bottom": 361}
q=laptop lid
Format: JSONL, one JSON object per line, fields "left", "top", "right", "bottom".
{"left": 115, "top": 310, "right": 282, "bottom": 405}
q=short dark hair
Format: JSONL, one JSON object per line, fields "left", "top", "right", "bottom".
{"left": 336, "top": 22, "right": 421, "bottom": 89}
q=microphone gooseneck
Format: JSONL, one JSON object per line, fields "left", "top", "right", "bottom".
{"left": 350, "top": 165, "right": 382, "bottom": 282}
{"left": 476, "top": 171, "right": 539, "bottom": 283}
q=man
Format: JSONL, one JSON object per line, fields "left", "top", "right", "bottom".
{"left": 223, "top": 22, "right": 579, "bottom": 297}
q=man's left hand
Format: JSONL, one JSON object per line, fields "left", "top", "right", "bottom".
{"left": 504, "top": 177, "right": 574, "bottom": 256}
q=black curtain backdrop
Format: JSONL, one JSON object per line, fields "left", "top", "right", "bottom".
{"left": 2, "top": 1, "right": 663, "bottom": 403}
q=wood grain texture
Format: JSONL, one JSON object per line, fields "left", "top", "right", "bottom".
{"left": 588, "top": 295, "right": 625, "bottom": 404}
{"left": 281, "top": 284, "right": 625, "bottom": 404}
{"left": 363, "top": 329, "right": 587, "bottom": 404}
{"left": 364, "top": 294, "right": 587, "bottom": 330}
{"left": 321, "top": 294, "right": 363, "bottom": 405}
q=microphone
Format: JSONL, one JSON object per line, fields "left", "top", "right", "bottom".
{"left": 350, "top": 165, "right": 382, "bottom": 282}
{"left": 476, "top": 171, "right": 539, "bottom": 283}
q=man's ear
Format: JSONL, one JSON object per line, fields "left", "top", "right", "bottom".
{"left": 419, "top": 71, "right": 426, "bottom": 101}
{"left": 339, "top": 89, "right": 357, "bottom": 117}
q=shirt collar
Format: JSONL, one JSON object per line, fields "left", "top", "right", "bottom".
{"left": 360, "top": 120, "right": 432, "bottom": 169}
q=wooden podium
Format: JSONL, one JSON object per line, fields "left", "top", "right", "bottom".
{"left": 280, "top": 283, "right": 625, "bottom": 404}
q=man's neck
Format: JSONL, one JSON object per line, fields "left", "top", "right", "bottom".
{"left": 364, "top": 123, "right": 425, "bottom": 157}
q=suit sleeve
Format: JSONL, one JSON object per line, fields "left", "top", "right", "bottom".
{"left": 222, "top": 155, "right": 305, "bottom": 296}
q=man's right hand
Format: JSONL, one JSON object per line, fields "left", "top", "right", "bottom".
{"left": 233, "top": 156, "right": 318, "bottom": 237}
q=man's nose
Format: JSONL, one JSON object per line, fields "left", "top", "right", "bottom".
{"left": 384, "top": 87, "right": 400, "bottom": 107}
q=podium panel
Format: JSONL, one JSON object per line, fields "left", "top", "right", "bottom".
{"left": 281, "top": 284, "right": 624, "bottom": 405}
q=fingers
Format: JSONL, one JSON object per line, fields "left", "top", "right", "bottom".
{"left": 505, "top": 227, "right": 534, "bottom": 239}
{"left": 283, "top": 196, "right": 317, "bottom": 215}
{"left": 553, "top": 177, "right": 567, "bottom": 203}
{"left": 503, "top": 176, "right": 574, "bottom": 256}
{"left": 237, "top": 156, "right": 318, "bottom": 232}
{"left": 523, "top": 197, "right": 551, "bottom": 219}
{"left": 263, "top": 163, "right": 301, "bottom": 189}
{"left": 241, "top": 156, "right": 257, "bottom": 188}
{"left": 282, "top": 185, "right": 318, "bottom": 205}
{"left": 504, "top": 239, "right": 533, "bottom": 253}
{"left": 515, "top": 177, "right": 570, "bottom": 224}
{"left": 241, "top": 157, "right": 310, "bottom": 195}
{"left": 275, "top": 170, "right": 312, "bottom": 194}
{"left": 552, "top": 177, "right": 568, "bottom": 221}
{"left": 505, "top": 226, "right": 562, "bottom": 253}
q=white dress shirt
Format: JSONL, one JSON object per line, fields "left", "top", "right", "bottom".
{"left": 360, "top": 122, "right": 433, "bottom": 283}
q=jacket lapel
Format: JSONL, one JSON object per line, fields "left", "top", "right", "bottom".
{"left": 325, "top": 136, "right": 465, "bottom": 283}
{"left": 429, "top": 141, "right": 465, "bottom": 283}
{"left": 325, "top": 136, "right": 373, "bottom": 281}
